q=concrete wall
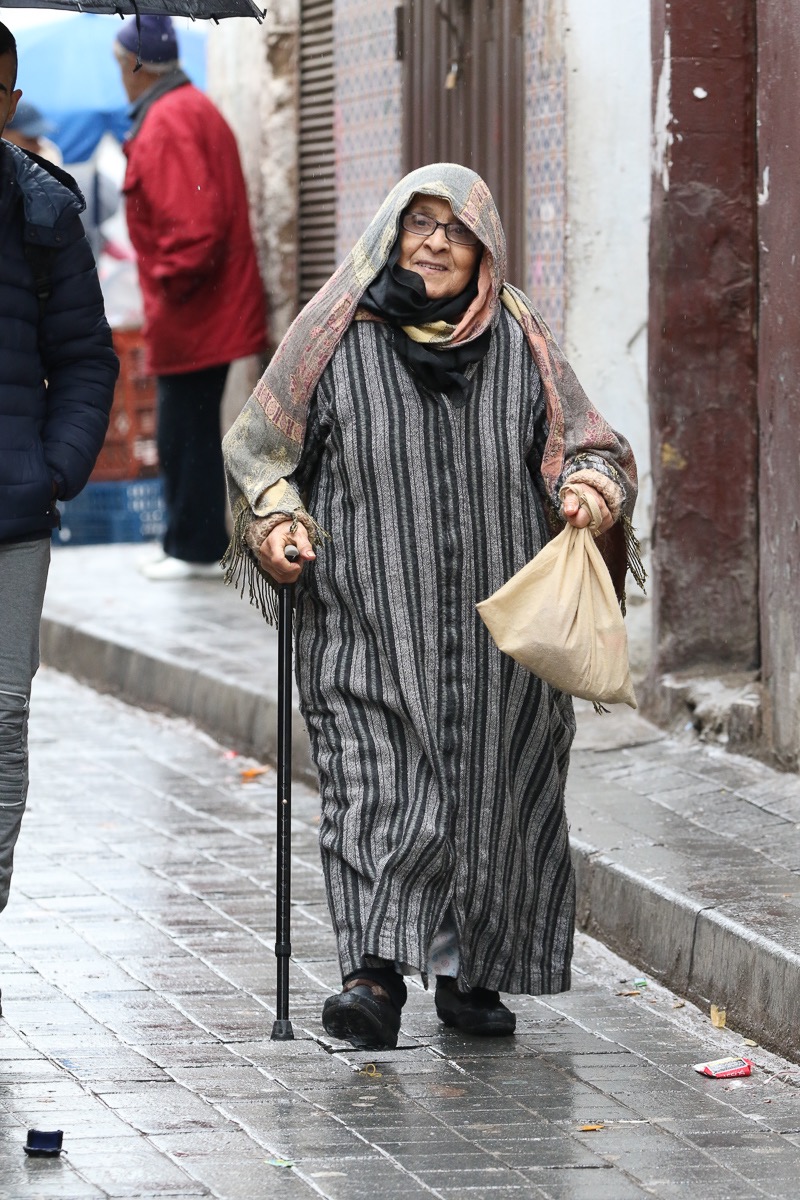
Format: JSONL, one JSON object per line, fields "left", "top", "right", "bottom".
{"left": 208, "top": 2, "right": 300, "bottom": 351}
{"left": 756, "top": 0, "right": 800, "bottom": 767}
{"left": 562, "top": 0, "right": 652, "bottom": 670}
{"left": 562, "top": 1, "right": 651, "bottom": 533}
{"left": 523, "top": 0, "right": 651, "bottom": 534}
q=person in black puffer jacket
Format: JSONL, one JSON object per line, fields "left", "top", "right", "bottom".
{"left": 0, "top": 23, "right": 118, "bottom": 956}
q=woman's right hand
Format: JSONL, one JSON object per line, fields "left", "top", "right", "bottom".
{"left": 256, "top": 518, "right": 316, "bottom": 584}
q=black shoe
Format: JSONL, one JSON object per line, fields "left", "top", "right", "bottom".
{"left": 322, "top": 978, "right": 401, "bottom": 1049}
{"left": 435, "top": 977, "right": 516, "bottom": 1036}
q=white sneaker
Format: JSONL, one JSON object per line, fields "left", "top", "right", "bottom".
{"left": 140, "top": 555, "right": 222, "bottom": 581}
{"left": 136, "top": 544, "right": 167, "bottom": 568}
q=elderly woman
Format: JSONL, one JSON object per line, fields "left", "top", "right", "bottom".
{"left": 223, "top": 163, "right": 640, "bottom": 1050}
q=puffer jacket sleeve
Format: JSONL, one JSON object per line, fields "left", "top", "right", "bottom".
{"left": 39, "top": 213, "right": 119, "bottom": 500}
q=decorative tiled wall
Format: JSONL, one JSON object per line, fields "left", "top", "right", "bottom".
{"left": 524, "top": 0, "right": 567, "bottom": 340}
{"left": 333, "top": 0, "right": 403, "bottom": 261}
{"left": 331, "top": 0, "right": 567, "bottom": 338}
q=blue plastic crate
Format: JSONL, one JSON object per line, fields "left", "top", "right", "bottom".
{"left": 54, "top": 478, "right": 166, "bottom": 546}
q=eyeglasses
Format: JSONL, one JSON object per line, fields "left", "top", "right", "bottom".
{"left": 401, "top": 211, "right": 480, "bottom": 247}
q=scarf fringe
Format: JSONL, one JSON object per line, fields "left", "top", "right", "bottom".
{"left": 221, "top": 507, "right": 330, "bottom": 630}
{"left": 290, "top": 509, "right": 330, "bottom": 549}
{"left": 623, "top": 515, "right": 648, "bottom": 594}
{"left": 222, "top": 507, "right": 280, "bottom": 628}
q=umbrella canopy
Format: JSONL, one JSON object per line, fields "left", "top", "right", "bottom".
{"left": 12, "top": 13, "right": 208, "bottom": 161}
{"left": 0, "top": 0, "right": 262, "bottom": 17}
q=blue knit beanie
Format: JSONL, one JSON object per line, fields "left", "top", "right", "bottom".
{"left": 116, "top": 15, "right": 178, "bottom": 65}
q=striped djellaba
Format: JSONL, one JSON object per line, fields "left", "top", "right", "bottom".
{"left": 291, "top": 309, "right": 578, "bottom": 996}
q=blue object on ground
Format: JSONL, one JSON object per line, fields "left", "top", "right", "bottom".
{"left": 24, "top": 1129, "right": 63, "bottom": 1157}
{"left": 55, "top": 478, "right": 166, "bottom": 546}
{"left": 12, "top": 14, "right": 207, "bottom": 162}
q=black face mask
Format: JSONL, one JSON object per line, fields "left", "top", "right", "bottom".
{"left": 359, "top": 241, "right": 491, "bottom": 401}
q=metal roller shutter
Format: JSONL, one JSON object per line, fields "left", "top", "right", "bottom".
{"left": 299, "top": 0, "right": 336, "bottom": 307}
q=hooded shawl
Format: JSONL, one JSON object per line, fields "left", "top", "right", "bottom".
{"left": 222, "top": 164, "right": 644, "bottom": 611}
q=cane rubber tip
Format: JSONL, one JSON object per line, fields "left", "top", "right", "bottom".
{"left": 284, "top": 545, "right": 300, "bottom": 562}
{"left": 271, "top": 1019, "right": 295, "bottom": 1041}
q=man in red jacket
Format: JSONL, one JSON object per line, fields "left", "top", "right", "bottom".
{"left": 115, "top": 16, "right": 266, "bottom": 580}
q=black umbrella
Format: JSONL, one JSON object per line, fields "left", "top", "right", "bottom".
{"left": 0, "top": 0, "right": 263, "bottom": 21}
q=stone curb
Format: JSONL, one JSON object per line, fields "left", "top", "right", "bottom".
{"left": 40, "top": 615, "right": 317, "bottom": 788}
{"left": 40, "top": 612, "right": 799, "bottom": 1062}
{"left": 573, "top": 843, "right": 800, "bottom": 1062}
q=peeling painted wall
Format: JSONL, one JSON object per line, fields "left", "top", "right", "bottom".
{"left": 651, "top": 26, "right": 673, "bottom": 194}
{"left": 756, "top": 1, "right": 800, "bottom": 766}
{"left": 647, "top": 0, "right": 759, "bottom": 676}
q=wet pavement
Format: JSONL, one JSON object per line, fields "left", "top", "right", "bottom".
{"left": 3, "top": 668, "right": 800, "bottom": 1199}
{"left": 39, "top": 545, "right": 800, "bottom": 1058}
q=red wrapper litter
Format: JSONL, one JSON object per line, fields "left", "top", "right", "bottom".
{"left": 693, "top": 1056, "right": 753, "bottom": 1078}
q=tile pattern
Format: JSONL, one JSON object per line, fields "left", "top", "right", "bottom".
{"left": 524, "top": 0, "right": 567, "bottom": 339}
{"left": 333, "top": 0, "right": 403, "bottom": 260}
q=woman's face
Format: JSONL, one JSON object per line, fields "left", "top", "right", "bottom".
{"left": 397, "top": 194, "right": 481, "bottom": 302}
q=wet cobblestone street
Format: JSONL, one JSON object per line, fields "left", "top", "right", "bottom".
{"left": 3, "top": 669, "right": 800, "bottom": 1199}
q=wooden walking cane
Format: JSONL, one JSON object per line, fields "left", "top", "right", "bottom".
{"left": 271, "top": 543, "right": 299, "bottom": 1041}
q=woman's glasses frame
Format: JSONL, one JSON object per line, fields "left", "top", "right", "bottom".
{"left": 401, "top": 211, "right": 480, "bottom": 248}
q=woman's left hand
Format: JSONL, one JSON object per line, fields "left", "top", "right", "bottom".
{"left": 562, "top": 483, "right": 613, "bottom": 534}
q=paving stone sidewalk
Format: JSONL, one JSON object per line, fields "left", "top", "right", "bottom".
{"left": 3, "top": 670, "right": 800, "bottom": 1199}
{"left": 39, "top": 545, "right": 800, "bottom": 1059}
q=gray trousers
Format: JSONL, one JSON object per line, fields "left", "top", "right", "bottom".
{"left": 0, "top": 537, "right": 50, "bottom": 913}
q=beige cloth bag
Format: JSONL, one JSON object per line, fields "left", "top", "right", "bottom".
{"left": 476, "top": 486, "right": 637, "bottom": 709}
